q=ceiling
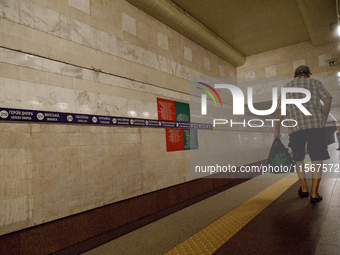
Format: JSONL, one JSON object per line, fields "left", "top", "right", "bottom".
{"left": 170, "top": 0, "right": 338, "bottom": 56}
{"left": 126, "top": 0, "right": 340, "bottom": 121}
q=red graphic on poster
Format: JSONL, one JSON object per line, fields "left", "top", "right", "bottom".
{"left": 166, "top": 128, "right": 184, "bottom": 152}
{"left": 157, "top": 98, "right": 176, "bottom": 121}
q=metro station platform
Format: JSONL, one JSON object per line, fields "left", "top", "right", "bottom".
{"left": 59, "top": 143, "right": 340, "bottom": 255}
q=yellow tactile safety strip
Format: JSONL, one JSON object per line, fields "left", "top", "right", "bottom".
{"left": 165, "top": 175, "right": 298, "bottom": 255}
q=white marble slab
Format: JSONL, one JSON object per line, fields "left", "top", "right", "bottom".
{"left": 95, "top": 71, "right": 116, "bottom": 85}
{"left": 204, "top": 57, "right": 210, "bottom": 70}
{"left": 0, "top": 0, "right": 3, "bottom": 18}
{"left": 265, "top": 65, "right": 277, "bottom": 77}
{"left": 173, "top": 61, "right": 182, "bottom": 77}
{"left": 34, "top": 4, "right": 48, "bottom": 32}
{"left": 318, "top": 53, "right": 332, "bottom": 67}
{"left": 156, "top": 55, "right": 172, "bottom": 74}
{"left": 0, "top": 78, "right": 23, "bottom": 108}
{"left": 143, "top": 50, "right": 158, "bottom": 69}
{"left": 92, "top": 93, "right": 128, "bottom": 116}
{"left": 99, "top": 31, "right": 110, "bottom": 53}
{"left": 19, "top": 0, "right": 34, "bottom": 27}
{"left": 158, "top": 32, "right": 169, "bottom": 51}
{"left": 182, "top": 65, "right": 192, "bottom": 80}
{"left": 60, "top": 15, "right": 82, "bottom": 44}
{"left": 69, "top": 0, "right": 90, "bottom": 15}
{"left": 122, "top": 12, "right": 136, "bottom": 36}
{"left": 1, "top": 48, "right": 191, "bottom": 102}
{"left": 59, "top": 15, "right": 71, "bottom": 41}
{"left": 3, "top": 0, "right": 19, "bottom": 23}
{"left": 0, "top": 48, "right": 19, "bottom": 65}
{"left": 117, "top": 38, "right": 144, "bottom": 65}
{"left": 2, "top": 0, "right": 216, "bottom": 85}
{"left": 59, "top": 63, "right": 83, "bottom": 79}
{"left": 0, "top": 77, "right": 131, "bottom": 117}
{"left": 81, "top": 23, "right": 99, "bottom": 49}
{"left": 293, "top": 59, "right": 305, "bottom": 70}
{"left": 46, "top": 8, "right": 60, "bottom": 36}
{"left": 5, "top": 0, "right": 208, "bottom": 82}
{"left": 127, "top": 100, "right": 157, "bottom": 119}
{"left": 245, "top": 70, "right": 255, "bottom": 79}
{"left": 1, "top": 0, "right": 216, "bottom": 99}
{"left": 70, "top": 18, "right": 83, "bottom": 45}
{"left": 219, "top": 65, "right": 225, "bottom": 77}
{"left": 21, "top": 81, "right": 71, "bottom": 112}
{"left": 184, "top": 46, "right": 192, "bottom": 62}
{"left": 108, "top": 34, "right": 118, "bottom": 56}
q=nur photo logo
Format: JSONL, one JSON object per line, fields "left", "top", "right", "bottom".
{"left": 196, "top": 82, "right": 223, "bottom": 115}
{"left": 196, "top": 80, "right": 312, "bottom": 128}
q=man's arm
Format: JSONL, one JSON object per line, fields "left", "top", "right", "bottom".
{"left": 274, "top": 109, "right": 284, "bottom": 139}
{"left": 322, "top": 97, "right": 332, "bottom": 125}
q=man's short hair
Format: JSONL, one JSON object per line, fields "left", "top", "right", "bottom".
{"left": 295, "top": 65, "right": 311, "bottom": 76}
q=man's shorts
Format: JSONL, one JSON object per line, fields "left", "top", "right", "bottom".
{"left": 288, "top": 128, "right": 330, "bottom": 162}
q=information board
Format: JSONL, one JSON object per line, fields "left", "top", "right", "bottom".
{"left": 165, "top": 128, "right": 199, "bottom": 152}
{"left": 157, "top": 98, "right": 199, "bottom": 152}
{"left": 175, "top": 101, "right": 190, "bottom": 123}
{"left": 166, "top": 128, "right": 185, "bottom": 152}
{"left": 157, "top": 98, "right": 176, "bottom": 121}
{"left": 183, "top": 129, "right": 198, "bottom": 150}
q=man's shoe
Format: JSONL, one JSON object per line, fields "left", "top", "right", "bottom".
{"left": 310, "top": 194, "right": 323, "bottom": 203}
{"left": 298, "top": 187, "right": 309, "bottom": 197}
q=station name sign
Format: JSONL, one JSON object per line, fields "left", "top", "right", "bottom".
{"left": 0, "top": 107, "right": 212, "bottom": 130}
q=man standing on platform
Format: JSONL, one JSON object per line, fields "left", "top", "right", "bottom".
{"left": 274, "top": 65, "right": 332, "bottom": 203}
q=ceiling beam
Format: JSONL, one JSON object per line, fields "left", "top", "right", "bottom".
{"left": 125, "top": 0, "right": 246, "bottom": 67}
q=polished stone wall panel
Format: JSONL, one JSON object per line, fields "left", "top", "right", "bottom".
{"left": 0, "top": 0, "right": 233, "bottom": 83}
{"left": 1, "top": 0, "right": 335, "bottom": 240}
{"left": 69, "top": 0, "right": 91, "bottom": 15}
{"left": 237, "top": 41, "right": 338, "bottom": 80}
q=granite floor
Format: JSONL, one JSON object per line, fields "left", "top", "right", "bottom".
{"left": 81, "top": 143, "right": 340, "bottom": 255}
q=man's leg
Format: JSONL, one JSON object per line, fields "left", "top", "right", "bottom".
{"left": 310, "top": 160, "right": 322, "bottom": 198}
{"left": 296, "top": 160, "right": 308, "bottom": 192}
{"left": 306, "top": 129, "right": 330, "bottom": 201}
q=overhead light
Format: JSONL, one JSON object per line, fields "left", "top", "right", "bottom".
{"left": 338, "top": 72, "right": 340, "bottom": 77}
{"left": 325, "top": 58, "right": 338, "bottom": 66}
{"left": 330, "top": 22, "right": 340, "bottom": 36}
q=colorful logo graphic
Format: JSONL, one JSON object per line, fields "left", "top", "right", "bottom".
{"left": 196, "top": 82, "right": 223, "bottom": 115}
{"left": 196, "top": 82, "right": 223, "bottom": 107}
{"left": 197, "top": 82, "right": 312, "bottom": 117}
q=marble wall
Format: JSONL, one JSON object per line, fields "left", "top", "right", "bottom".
{"left": 0, "top": 0, "right": 235, "bottom": 85}
{"left": 0, "top": 0, "right": 338, "bottom": 237}
{"left": 0, "top": 0, "right": 237, "bottom": 236}
{"left": 236, "top": 41, "right": 340, "bottom": 131}
{"left": 237, "top": 41, "right": 338, "bottom": 79}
